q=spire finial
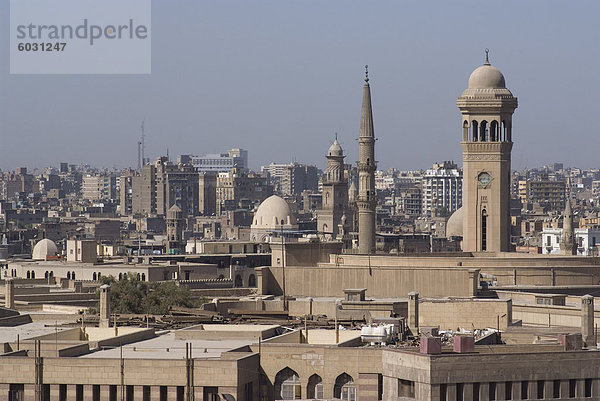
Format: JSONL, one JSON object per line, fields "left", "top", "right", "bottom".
{"left": 484, "top": 48, "right": 490, "bottom": 65}
{"left": 335, "top": 132, "right": 338, "bottom": 141}
{"left": 365, "top": 65, "right": 369, "bottom": 83}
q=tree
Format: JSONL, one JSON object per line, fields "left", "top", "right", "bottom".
{"left": 99, "top": 273, "right": 197, "bottom": 314}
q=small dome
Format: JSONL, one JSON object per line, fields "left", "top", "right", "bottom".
{"left": 252, "top": 195, "right": 296, "bottom": 228}
{"left": 468, "top": 64, "right": 506, "bottom": 89}
{"left": 446, "top": 206, "right": 464, "bottom": 238}
{"left": 328, "top": 139, "right": 344, "bottom": 157}
{"left": 32, "top": 239, "right": 58, "bottom": 261}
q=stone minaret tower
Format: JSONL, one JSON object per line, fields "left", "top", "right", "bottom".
{"left": 357, "top": 66, "right": 377, "bottom": 254}
{"left": 166, "top": 204, "right": 184, "bottom": 254}
{"left": 561, "top": 199, "right": 576, "bottom": 255}
{"left": 317, "top": 136, "right": 348, "bottom": 240}
{"left": 457, "top": 51, "right": 517, "bottom": 252}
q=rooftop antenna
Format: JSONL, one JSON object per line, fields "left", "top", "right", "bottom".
{"left": 137, "top": 140, "right": 142, "bottom": 170}
{"left": 141, "top": 121, "right": 146, "bottom": 166}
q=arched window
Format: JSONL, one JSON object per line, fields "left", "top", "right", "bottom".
{"left": 275, "top": 368, "right": 301, "bottom": 400}
{"left": 137, "top": 273, "right": 141, "bottom": 280}
{"left": 141, "top": 273, "right": 146, "bottom": 282}
{"left": 235, "top": 274, "right": 243, "bottom": 287}
{"left": 490, "top": 120, "right": 499, "bottom": 141}
{"left": 471, "top": 121, "right": 479, "bottom": 141}
{"left": 334, "top": 373, "right": 356, "bottom": 401}
{"left": 49, "top": 271, "right": 53, "bottom": 278}
{"left": 118, "top": 273, "right": 123, "bottom": 281}
{"left": 248, "top": 274, "right": 256, "bottom": 287}
{"left": 27, "top": 271, "right": 31, "bottom": 279}
{"left": 97, "top": 272, "right": 101, "bottom": 280}
{"left": 67, "top": 271, "right": 71, "bottom": 280}
{"left": 462, "top": 121, "right": 469, "bottom": 141}
{"left": 31, "top": 271, "right": 35, "bottom": 279}
{"left": 92, "top": 273, "right": 97, "bottom": 281}
{"left": 45, "top": 271, "right": 48, "bottom": 279}
{"left": 308, "top": 374, "right": 324, "bottom": 399}
{"left": 71, "top": 271, "right": 75, "bottom": 280}
{"left": 480, "top": 120, "right": 488, "bottom": 142}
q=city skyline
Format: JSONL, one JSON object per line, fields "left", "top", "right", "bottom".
{"left": 2, "top": 1, "right": 600, "bottom": 172}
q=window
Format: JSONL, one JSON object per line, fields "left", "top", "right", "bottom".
{"left": 440, "top": 384, "right": 447, "bottom": 401}
{"left": 569, "top": 379, "right": 576, "bottom": 398}
{"left": 537, "top": 380, "right": 544, "bottom": 399}
{"left": 76, "top": 385, "right": 83, "bottom": 401}
{"left": 473, "top": 383, "right": 480, "bottom": 401}
{"left": 335, "top": 373, "right": 356, "bottom": 401}
{"left": 92, "top": 385, "right": 100, "bottom": 401}
{"left": 505, "top": 382, "right": 512, "bottom": 400}
{"left": 398, "top": 379, "right": 415, "bottom": 398}
{"left": 585, "top": 378, "right": 592, "bottom": 398}
{"left": 59, "top": 384, "right": 67, "bottom": 401}
{"left": 489, "top": 382, "right": 496, "bottom": 401}
{"left": 276, "top": 368, "right": 301, "bottom": 400}
{"left": 457, "top": 383, "right": 464, "bottom": 401}
{"left": 521, "top": 381, "right": 528, "bottom": 400}
{"left": 553, "top": 380, "right": 560, "bottom": 398}
{"left": 159, "top": 387, "right": 167, "bottom": 401}
{"left": 308, "top": 374, "right": 323, "bottom": 399}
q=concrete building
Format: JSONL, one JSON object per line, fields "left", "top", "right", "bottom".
{"left": 82, "top": 174, "right": 117, "bottom": 201}
{"left": 182, "top": 148, "right": 248, "bottom": 173}
{"left": 458, "top": 50, "right": 517, "bottom": 252}
{"left": 357, "top": 66, "right": 377, "bottom": 254}
{"left": 215, "top": 169, "right": 272, "bottom": 214}
{"left": 261, "top": 162, "right": 320, "bottom": 196}
{"left": 521, "top": 179, "right": 566, "bottom": 211}
{"left": 421, "top": 161, "right": 462, "bottom": 217}
{"left": 131, "top": 157, "right": 199, "bottom": 217}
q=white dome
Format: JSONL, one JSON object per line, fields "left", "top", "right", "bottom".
{"left": 252, "top": 195, "right": 296, "bottom": 228}
{"left": 468, "top": 64, "right": 506, "bottom": 89}
{"left": 32, "top": 239, "right": 58, "bottom": 260}
{"left": 446, "top": 206, "right": 464, "bottom": 238}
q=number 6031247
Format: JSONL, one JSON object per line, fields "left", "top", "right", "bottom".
{"left": 17, "top": 42, "right": 66, "bottom": 51}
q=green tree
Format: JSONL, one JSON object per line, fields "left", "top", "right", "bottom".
{"left": 99, "top": 273, "right": 197, "bottom": 315}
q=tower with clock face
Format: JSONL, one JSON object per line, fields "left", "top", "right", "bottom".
{"left": 457, "top": 51, "right": 517, "bottom": 252}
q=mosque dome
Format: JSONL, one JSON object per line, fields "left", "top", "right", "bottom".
{"left": 446, "top": 206, "right": 464, "bottom": 238}
{"left": 252, "top": 195, "right": 297, "bottom": 228}
{"left": 328, "top": 139, "right": 344, "bottom": 157}
{"left": 32, "top": 239, "right": 58, "bottom": 261}
{"left": 468, "top": 64, "right": 506, "bottom": 89}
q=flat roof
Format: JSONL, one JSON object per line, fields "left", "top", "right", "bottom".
{"left": 81, "top": 331, "right": 252, "bottom": 359}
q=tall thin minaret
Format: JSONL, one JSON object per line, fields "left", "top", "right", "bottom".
{"left": 561, "top": 181, "right": 576, "bottom": 255}
{"left": 357, "top": 65, "right": 377, "bottom": 254}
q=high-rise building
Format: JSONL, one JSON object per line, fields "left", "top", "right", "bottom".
{"left": 82, "top": 174, "right": 117, "bottom": 201}
{"left": 181, "top": 148, "right": 248, "bottom": 173}
{"left": 357, "top": 67, "right": 377, "bottom": 254}
{"left": 421, "top": 161, "right": 462, "bottom": 217}
{"left": 216, "top": 169, "right": 272, "bottom": 214}
{"left": 131, "top": 157, "right": 199, "bottom": 216}
{"left": 261, "top": 162, "right": 320, "bottom": 196}
{"left": 199, "top": 172, "right": 217, "bottom": 216}
{"left": 457, "top": 51, "right": 517, "bottom": 252}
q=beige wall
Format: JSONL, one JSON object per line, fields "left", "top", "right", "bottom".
{"left": 419, "top": 298, "right": 512, "bottom": 330}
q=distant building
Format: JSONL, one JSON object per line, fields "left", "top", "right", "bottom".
{"left": 261, "top": 162, "right": 320, "bottom": 196}
{"left": 181, "top": 148, "right": 248, "bottom": 173}
{"left": 421, "top": 161, "right": 462, "bottom": 217}
{"left": 216, "top": 169, "right": 272, "bottom": 214}
{"left": 131, "top": 157, "right": 199, "bottom": 216}
{"left": 522, "top": 180, "right": 566, "bottom": 210}
{"left": 82, "top": 174, "right": 117, "bottom": 201}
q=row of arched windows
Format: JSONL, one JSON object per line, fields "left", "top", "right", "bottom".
{"left": 117, "top": 272, "right": 146, "bottom": 281}
{"left": 275, "top": 367, "right": 355, "bottom": 400}
{"left": 463, "top": 120, "right": 511, "bottom": 142}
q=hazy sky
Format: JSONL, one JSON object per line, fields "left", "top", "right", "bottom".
{"left": 2, "top": 1, "right": 599, "bottom": 172}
